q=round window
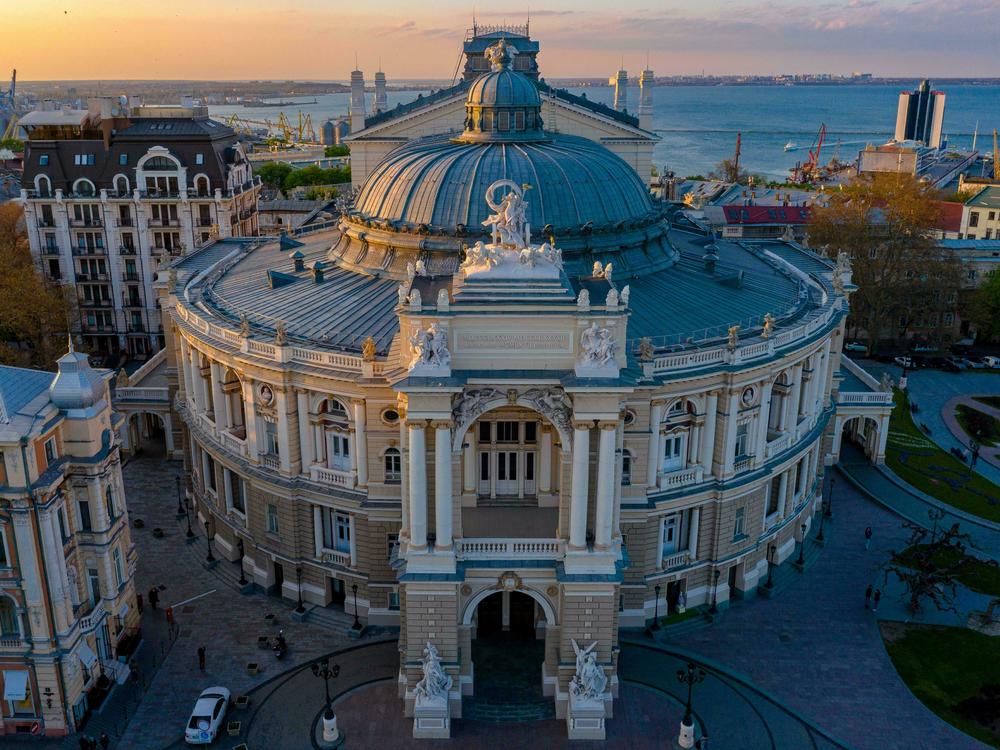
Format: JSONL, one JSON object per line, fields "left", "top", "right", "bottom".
{"left": 382, "top": 408, "right": 400, "bottom": 424}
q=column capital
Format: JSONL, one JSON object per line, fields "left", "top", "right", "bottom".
{"left": 650, "top": 398, "right": 667, "bottom": 407}
{"left": 405, "top": 419, "right": 428, "bottom": 429}
{"left": 597, "top": 420, "right": 618, "bottom": 431}
{"left": 350, "top": 397, "right": 366, "bottom": 407}
{"left": 431, "top": 420, "right": 454, "bottom": 430}
{"left": 572, "top": 419, "right": 594, "bottom": 431}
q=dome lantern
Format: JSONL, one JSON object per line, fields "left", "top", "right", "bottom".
{"left": 460, "top": 39, "right": 546, "bottom": 143}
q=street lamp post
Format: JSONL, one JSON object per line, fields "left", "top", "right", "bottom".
{"left": 185, "top": 495, "right": 194, "bottom": 539}
{"left": 928, "top": 507, "right": 945, "bottom": 544}
{"left": 708, "top": 570, "right": 721, "bottom": 615}
{"left": 796, "top": 523, "right": 807, "bottom": 567}
{"left": 816, "top": 500, "right": 829, "bottom": 542}
{"left": 825, "top": 477, "right": 835, "bottom": 518}
{"left": 295, "top": 567, "right": 306, "bottom": 614}
{"left": 311, "top": 658, "right": 341, "bottom": 744}
{"left": 676, "top": 660, "right": 706, "bottom": 748}
{"left": 650, "top": 583, "right": 661, "bottom": 632}
{"left": 175, "top": 476, "right": 185, "bottom": 516}
{"left": 351, "top": 583, "right": 362, "bottom": 631}
{"left": 237, "top": 539, "right": 248, "bottom": 586}
{"left": 204, "top": 520, "right": 215, "bottom": 563}
{"left": 765, "top": 544, "right": 776, "bottom": 589}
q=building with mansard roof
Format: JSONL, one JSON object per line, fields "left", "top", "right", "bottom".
{"left": 158, "top": 38, "right": 890, "bottom": 740}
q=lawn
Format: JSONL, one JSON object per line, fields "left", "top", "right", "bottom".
{"left": 658, "top": 608, "right": 703, "bottom": 627}
{"left": 974, "top": 396, "right": 1000, "bottom": 410}
{"left": 885, "top": 389, "right": 1000, "bottom": 523}
{"left": 955, "top": 404, "right": 1000, "bottom": 447}
{"left": 882, "top": 623, "right": 1000, "bottom": 747}
{"left": 897, "top": 544, "right": 1000, "bottom": 597}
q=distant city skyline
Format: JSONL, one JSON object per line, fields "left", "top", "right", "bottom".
{"left": 7, "top": 0, "right": 1000, "bottom": 81}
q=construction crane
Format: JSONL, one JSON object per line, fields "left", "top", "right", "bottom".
{"left": 792, "top": 123, "right": 827, "bottom": 183}
{"left": 224, "top": 112, "right": 320, "bottom": 146}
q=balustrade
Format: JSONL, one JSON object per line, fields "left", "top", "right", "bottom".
{"left": 456, "top": 538, "right": 563, "bottom": 560}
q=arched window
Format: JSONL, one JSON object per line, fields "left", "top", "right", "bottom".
{"left": 0, "top": 596, "right": 18, "bottom": 636}
{"left": 621, "top": 450, "right": 632, "bottom": 486}
{"left": 384, "top": 448, "right": 401, "bottom": 484}
{"left": 36, "top": 174, "right": 52, "bottom": 197}
{"left": 194, "top": 175, "right": 210, "bottom": 197}
{"left": 662, "top": 399, "right": 695, "bottom": 474}
{"left": 114, "top": 175, "right": 129, "bottom": 196}
{"left": 72, "top": 178, "right": 95, "bottom": 197}
{"left": 142, "top": 156, "right": 179, "bottom": 171}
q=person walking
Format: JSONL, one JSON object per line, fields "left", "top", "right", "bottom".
{"left": 99, "top": 732, "right": 110, "bottom": 750}
{"left": 78, "top": 736, "right": 90, "bottom": 750}
{"left": 148, "top": 587, "right": 159, "bottom": 611}
{"left": 197, "top": 646, "right": 206, "bottom": 672}
{"left": 873, "top": 588, "right": 882, "bottom": 613}
{"left": 864, "top": 584, "right": 873, "bottom": 609}
{"left": 864, "top": 526, "right": 873, "bottom": 551}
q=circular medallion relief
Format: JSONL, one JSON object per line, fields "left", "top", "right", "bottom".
{"left": 460, "top": 584, "right": 472, "bottom": 596}
{"left": 741, "top": 386, "right": 757, "bottom": 406}
{"left": 546, "top": 585, "right": 559, "bottom": 597}
{"left": 258, "top": 385, "right": 274, "bottom": 406}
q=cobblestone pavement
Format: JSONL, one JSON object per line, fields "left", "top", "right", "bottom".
{"left": 114, "top": 450, "right": 365, "bottom": 749}
{"left": 673, "top": 468, "right": 990, "bottom": 750}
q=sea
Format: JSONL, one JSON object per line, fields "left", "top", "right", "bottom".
{"left": 209, "top": 84, "right": 1000, "bottom": 181}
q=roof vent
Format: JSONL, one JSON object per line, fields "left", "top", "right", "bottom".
{"left": 291, "top": 250, "right": 305, "bottom": 272}
{"left": 312, "top": 260, "right": 327, "bottom": 284}
{"left": 702, "top": 236, "right": 720, "bottom": 272}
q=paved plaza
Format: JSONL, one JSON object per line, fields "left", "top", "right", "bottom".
{"left": 26, "top": 439, "right": 990, "bottom": 749}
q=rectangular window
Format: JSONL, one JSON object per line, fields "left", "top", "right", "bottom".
{"left": 478, "top": 422, "right": 492, "bottom": 443}
{"left": 265, "top": 421, "right": 279, "bottom": 456}
{"left": 734, "top": 423, "right": 749, "bottom": 459}
{"left": 0, "top": 528, "right": 7, "bottom": 566}
{"left": 79, "top": 499, "right": 92, "bottom": 532}
{"left": 389, "top": 589, "right": 400, "bottom": 610}
{"left": 113, "top": 547, "right": 124, "bottom": 589}
{"left": 768, "top": 477, "right": 781, "bottom": 515}
{"left": 230, "top": 471, "right": 245, "bottom": 513}
{"left": 733, "top": 507, "right": 745, "bottom": 539}
{"left": 119, "top": 153, "right": 128, "bottom": 165}
{"left": 523, "top": 422, "right": 537, "bottom": 443}
{"left": 105, "top": 487, "right": 116, "bottom": 519}
{"left": 384, "top": 450, "right": 401, "bottom": 483}
{"left": 58, "top": 506, "right": 68, "bottom": 541}
{"left": 990, "top": 211, "right": 996, "bottom": 221}
{"left": 206, "top": 455, "right": 217, "bottom": 491}
{"left": 496, "top": 421, "right": 518, "bottom": 442}
{"left": 44, "top": 437, "right": 57, "bottom": 464}
{"left": 321, "top": 512, "right": 351, "bottom": 552}
{"left": 266, "top": 503, "right": 279, "bottom": 534}
{"left": 987, "top": 229, "right": 993, "bottom": 240}
{"left": 970, "top": 211, "right": 980, "bottom": 228}
{"left": 39, "top": 154, "right": 49, "bottom": 166}
{"left": 480, "top": 452, "right": 490, "bottom": 481}
{"left": 195, "top": 153, "right": 204, "bottom": 165}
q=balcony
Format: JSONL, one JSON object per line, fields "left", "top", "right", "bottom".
{"left": 69, "top": 218, "right": 103, "bottom": 228}
{"left": 122, "top": 272, "right": 141, "bottom": 282}
{"left": 42, "top": 246, "right": 60, "bottom": 256}
{"left": 309, "top": 465, "right": 357, "bottom": 488}
{"left": 119, "top": 245, "right": 137, "bottom": 256}
{"left": 456, "top": 538, "right": 563, "bottom": 561}
{"left": 0, "top": 636, "right": 27, "bottom": 652}
{"left": 661, "top": 550, "right": 695, "bottom": 571}
{"left": 71, "top": 246, "right": 107, "bottom": 257}
{"left": 79, "top": 600, "right": 106, "bottom": 633}
{"left": 36, "top": 218, "right": 56, "bottom": 228}
{"left": 147, "top": 218, "right": 180, "bottom": 228}
{"left": 115, "top": 217, "right": 134, "bottom": 227}
{"left": 79, "top": 298, "right": 114, "bottom": 309}
{"left": 220, "top": 430, "right": 248, "bottom": 457}
{"left": 123, "top": 297, "right": 144, "bottom": 309}
{"left": 76, "top": 272, "right": 109, "bottom": 282}
{"left": 126, "top": 322, "right": 146, "bottom": 333}
{"left": 81, "top": 322, "right": 116, "bottom": 333}
{"left": 140, "top": 190, "right": 181, "bottom": 199}
{"left": 317, "top": 548, "right": 352, "bottom": 567}
{"left": 261, "top": 454, "right": 280, "bottom": 470}
{"left": 195, "top": 217, "right": 214, "bottom": 227}
{"left": 659, "top": 466, "right": 703, "bottom": 491}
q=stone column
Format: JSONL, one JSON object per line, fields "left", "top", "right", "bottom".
{"left": 39, "top": 510, "right": 70, "bottom": 634}
{"left": 242, "top": 380, "right": 259, "bottom": 460}
{"left": 349, "top": 514, "right": 358, "bottom": 567}
{"left": 777, "top": 470, "right": 789, "bottom": 519}
{"left": 179, "top": 336, "right": 195, "bottom": 407}
{"left": 569, "top": 421, "right": 591, "bottom": 550}
{"left": 434, "top": 421, "right": 453, "bottom": 550}
{"left": 209, "top": 362, "right": 227, "bottom": 428}
{"left": 193, "top": 351, "right": 209, "bottom": 413}
{"left": 297, "top": 390, "right": 313, "bottom": 472}
{"left": 275, "top": 389, "right": 293, "bottom": 473}
{"left": 399, "top": 416, "right": 409, "bottom": 541}
{"left": 755, "top": 380, "right": 774, "bottom": 459}
{"left": 313, "top": 506, "right": 324, "bottom": 556}
{"left": 815, "top": 339, "right": 832, "bottom": 414}
{"left": 656, "top": 516, "right": 665, "bottom": 568}
{"left": 687, "top": 507, "right": 700, "bottom": 560}
{"left": 462, "top": 439, "right": 476, "bottom": 493}
{"left": 700, "top": 392, "right": 718, "bottom": 477}
{"left": 722, "top": 390, "right": 740, "bottom": 474}
{"left": 223, "top": 467, "right": 234, "bottom": 510}
{"left": 353, "top": 400, "right": 368, "bottom": 488}
{"left": 647, "top": 400, "right": 664, "bottom": 488}
{"left": 595, "top": 422, "right": 617, "bottom": 549}
{"left": 785, "top": 364, "right": 803, "bottom": 432}
{"left": 408, "top": 420, "right": 427, "bottom": 550}
{"left": 540, "top": 428, "right": 553, "bottom": 493}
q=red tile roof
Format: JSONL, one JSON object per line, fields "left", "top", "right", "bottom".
{"left": 722, "top": 205, "right": 811, "bottom": 225}
{"left": 931, "top": 200, "right": 963, "bottom": 233}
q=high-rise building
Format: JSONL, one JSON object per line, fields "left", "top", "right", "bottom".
{"left": 894, "top": 79, "right": 946, "bottom": 149}
{"left": 373, "top": 69, "right": 388, "bottom": 115}
{"left": 350, "top": 69, "right": 366, "bottom": 133}
{"left": 638, "top": 67, "right": 654, "bottom": 132}
{"left": 0, "top": 344, "right": 138, "bottom": 737}
{"left": 613, "top": 67, "right": 628, "bottom": 113}
{"left": 18, "top": 98, "right": 260, "bottom": 362}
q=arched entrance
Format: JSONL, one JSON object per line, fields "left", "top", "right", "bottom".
{"left": 466, "top": 589, "right": 554, "bottom": 720}
{"left": 124, "top": 411, "right": 168, "bottom": 456}
{"left": 840, "top": 416, "right": 880, "bottom": 461}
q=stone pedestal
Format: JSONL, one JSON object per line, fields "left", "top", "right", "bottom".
{"left": 566, "top": 693, "right": 606, "bottom": 740}
{"left": 314, "top": 710, "right": 346, "bottom": 750}
{"left": 678, "top": 717, "right": 695, "bottom": 748}
{"left": 412, "top": 695, "right": 450, "bottom": 739}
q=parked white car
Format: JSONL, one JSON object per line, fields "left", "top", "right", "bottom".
{"left": 894, "top": 356, "right": 915, "bottom": 369}
{"left": 983, "top": 356, "right": 1000, "bottom": 369}
{"left": 844, "top": 342, "right": 868, "bottom": 354}
{"left": 185, "top": 687, "right": 231, "bottom": 745}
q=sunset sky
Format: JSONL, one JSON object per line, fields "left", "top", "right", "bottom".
{"left": 5, "top": 0, "right": 1000, "bottom": 81}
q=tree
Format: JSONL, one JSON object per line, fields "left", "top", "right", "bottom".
{"left": 0, "top": 204, "right": 76, "bottom": 368}
{"left": 0, "top": 138, "right": 24, "bottom": 153}
{"left": 970, "top": 270, "right": 1000, "bottom": 341}
{"left": 807, "top": 174, "right": 962, "bottom": 354}
{"left": 256, "top": 162, "right": 293, "bottom": 190}
{"left": 708, "top": 158, "right": 749, "bottom": 184}
{"left": 884, "top": 522, "right": 986, "bottom": 614}
{"left": 324, "top": 144, "right": 349, "bottom": 158}
{"left": 283, "top": 164, "right": 350, "bottom": 190}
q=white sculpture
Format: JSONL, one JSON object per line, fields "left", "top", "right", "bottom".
{"left": 461, "top": 241, "right": 500, "bottom": 270}
{"left": 408, "top": 288, "right": 422, "bottom": 309}
{"left": 397, "top": 284, "right": 409, "bottom": 306}
{"left": 620, "top": 285, "right": 630, "bottom": 306}
{"left": 592, "top": 261, "right": 603, "bottom": 278}
{"left": 762, "top": 312, "right": 775, "bottom": 339}
{"left": 437, "top": 288, "right": 449, "bottom": 308}
{"left": 605, "top": 288, "right": 619, "bottom": 307}
{"left": 453, "top": 388, "right": 505, "bottom": 428}
{"left": 415, "top": 259, "right": 427, "bottom": 277}
{"left": 569, "top": 640, "right": 607, "bottom": 701}
{"left": 483, "top": 179, "right": 529, "bottom": 249}
{"left": 521, "top": 388, "right": 572, "bottom": 435}
{"left": 836, "top": 250, "right": 852, "bottom": 275}
{"left": 580, "top": 323, "right": 617, "bottom": 367}
{"left": 406, "top": 262, "right": 416, "bottom": 280}
{"left": 409, "top": 323, "right": 450, "bottom": 371}
{"left": 414, "top": 642, "right": 452, "bottom": 703}
{"left": 577, "top": 289, "right": 590, "bottom": 310}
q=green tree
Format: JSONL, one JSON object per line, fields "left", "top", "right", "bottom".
{"left": 324, "top": 144, "right": 349, "bottom": 157}
{"left": 0, "top": 204, "right": 76, "bottom": 368}
{"left": 0, "top": 138, "right": 24, "bottom": 152}
{"left": 283, "top": 164, "right": 350, "bottom": 189}
{"left": 256, "top": 162, "right": 293, "bottom": 189}
{"left": 708, "top": 158, "right": 749, "bottom": 184}
{"left": 970, "top": 270, "right": 1000, "bottom": 341}
{"left": 807, "top": 174, "right": 962, "bottom": 354}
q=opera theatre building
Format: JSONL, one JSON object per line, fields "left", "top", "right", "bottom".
{"left": 160, "top": 38, "right": 887, "bottom": 739}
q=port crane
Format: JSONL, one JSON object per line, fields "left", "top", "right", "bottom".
{"left": 224, "top": 111, "right": 319, "bottom": 146}
{"left": 792, "top": 123, "right": 826, "bottom": 183}
{"left": 0, "top": 69, "right": 18, "bottom": 142}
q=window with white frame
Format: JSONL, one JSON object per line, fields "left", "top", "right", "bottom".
{"left": 105, "top": 486, "right": 116, "bottom": 520}
{"left": 229, "top": 471, "right": 245, "bottom": 514}
{"left": 264, "top": 420, "right": 279, "bottom": 456}
{"left": 661, "top": 514, "right": 679, "bottom": 556}
{"left": 384, "top": 448, "right": 401, "bottom": 483}
{"left": 321, "top": 510, "right": 351, "bottom": 553}
{"left": 662, "top": 433, "right": 685, "bottom": 472}
{"left": 734, "top": 422, "right": 750, "bottom": 459}
{"left": 327, "top": 432, "right": 351, "bottom": 470}
{"left": 621, "top": 450, "right": 632, "bottom": 486}
{"left": 389, "top": 588, "right": 400, "bottom": 610}
{"left": 266, "top": 503, "right": 279, "bottom": 534}
{"left": 113, "top": 547, "right": 124, "bottom": 590}
{"left": 733, "top": 507, "right": 746, "bottom": 539}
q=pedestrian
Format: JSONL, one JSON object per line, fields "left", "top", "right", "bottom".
{"left": 197, "top": 645, "right": 206, "bottom": 672}
{"left": 99, "top": 732, "right": 110, "bottom": 750}
{"left": 864, "top": 584, "right": 873, "bottom": 609}
{"left": 873, "top": 588, "right": 882, "bottom": 613}
{"left": 166, "top": 606, "right": 175, "bottom": 629}
{"left": 136, "top": 592, "right": 143, "bottom": 614}
{"left": 864, "top": 526, "right": 873, "bottom": 550}
{"left": 148, "top": 587, "right": 159, "bottom": 611}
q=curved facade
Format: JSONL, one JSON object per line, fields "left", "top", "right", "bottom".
{"left": 163, "top": 46, "right": 852, "bottom": 740}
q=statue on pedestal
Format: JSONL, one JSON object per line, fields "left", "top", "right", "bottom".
{"left": 569, "top": 640, "right": 607, "bottom": 701}
{"left": 414, "top": 642, "right": 452, "bottom": 703}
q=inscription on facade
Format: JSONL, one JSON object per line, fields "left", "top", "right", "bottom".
{"left": 456, "top": 330, "right": 571, "bottom": 353}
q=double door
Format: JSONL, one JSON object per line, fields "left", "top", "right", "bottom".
{"left": 479, "top": 449, "right": 536, "bottom": 497}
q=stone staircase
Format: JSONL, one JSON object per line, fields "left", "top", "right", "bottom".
{"left": 462, "top": 694, "right": 556, "bottom": 723}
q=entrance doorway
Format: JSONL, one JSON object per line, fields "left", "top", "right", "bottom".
{"left": 272, "top": 561, "right": 284, "bottom": 597}
{"left": 328, "top": 577, "right": 346, "bottom": 608}
{"left": 468, "top": 591, "right": 553, "bottom": 721}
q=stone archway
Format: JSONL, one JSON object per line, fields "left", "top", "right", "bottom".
{"left": 123, "top": 411, "right": 170, "bottom": 456}
{"left": 840, "top": 416, "right": 882, "bottom": 462}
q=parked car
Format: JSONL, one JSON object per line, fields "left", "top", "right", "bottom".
{"left": 945, "top": 356, "right": 967, "bottom": 370}
{"left": 964, "top": 356, "right": 989, "bottom": 369}
{"left": 185, "top": 687, "right": 231, "bottom": 745}
{"left": 984, "top": 356, "right": 1000, "bottom": 369}
{"left": 894, "top": 356, "right": 915, "bottom": 369}
{"left": 844, "top": 342, "right": 868, "bottom": 354}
